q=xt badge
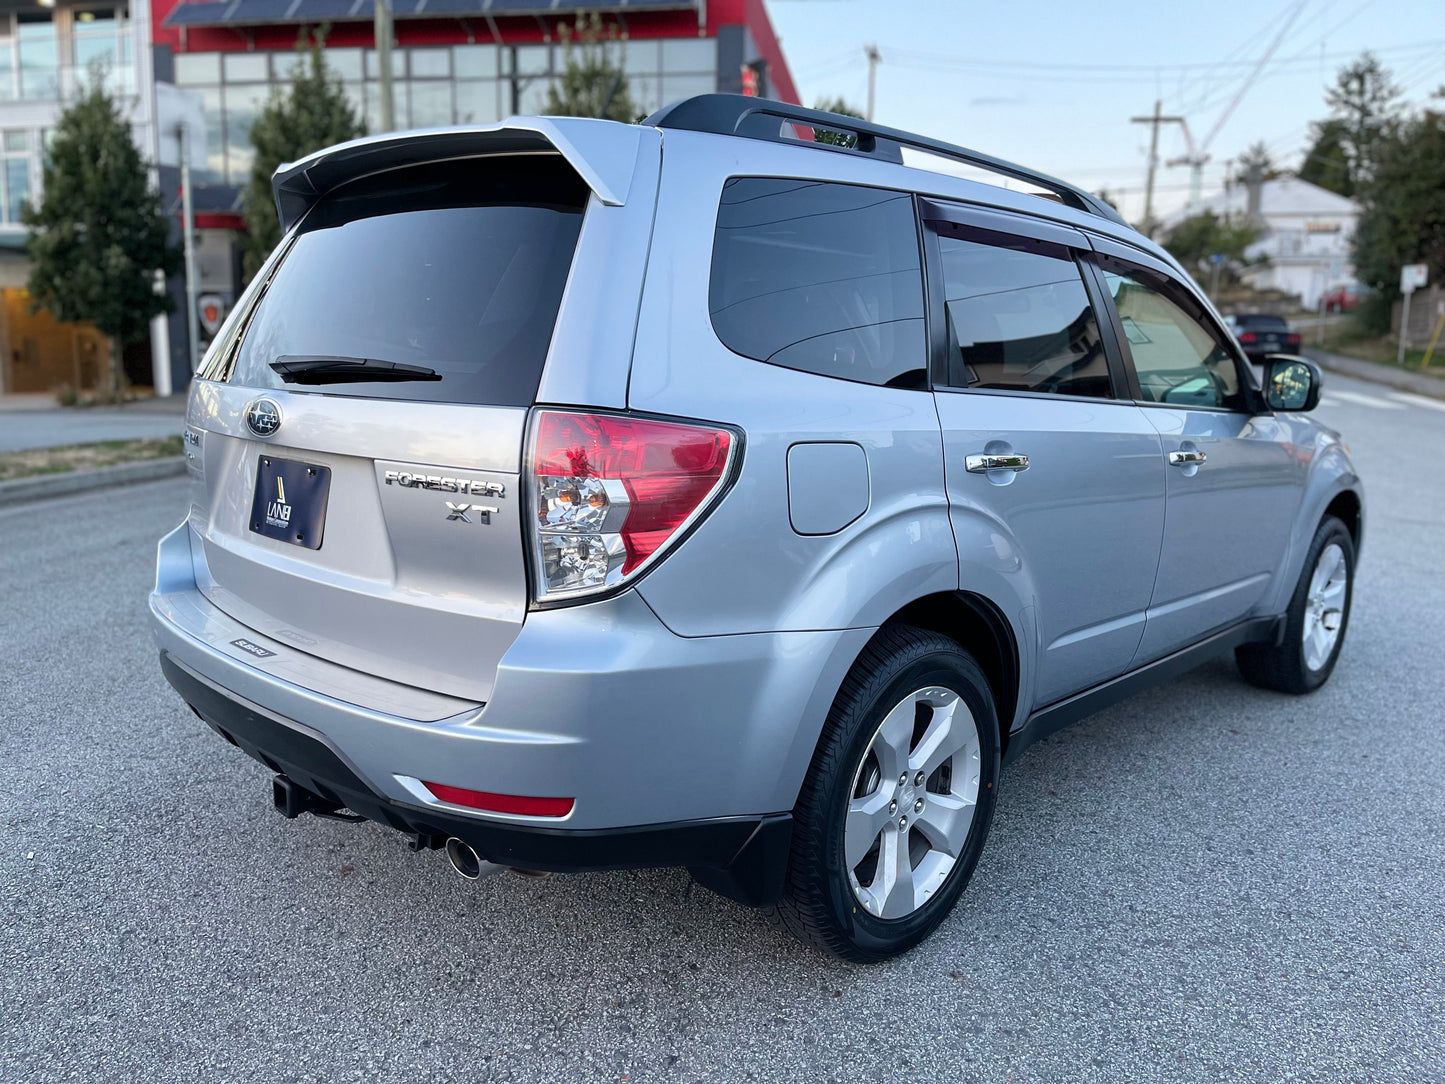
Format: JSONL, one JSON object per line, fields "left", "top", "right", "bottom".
{"left": 445, "top": 501, "right": 497, "bottom": 524}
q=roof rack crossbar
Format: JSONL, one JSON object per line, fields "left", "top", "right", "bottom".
{"left": 642, "top": 94, "right": 1127, "bottom": 227}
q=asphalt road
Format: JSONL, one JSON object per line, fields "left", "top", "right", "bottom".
{"left": 0, "top": 403, "right": 186, "bottom": 454}
{"left": 2, "top": 370, "right": 1442, "bottom": 1083}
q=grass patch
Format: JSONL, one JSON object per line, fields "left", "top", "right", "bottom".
{"left": 0, "top": 434, "right": 184, "bottom": 482}
{"left": 1317, "top": 317, "right": 1439, "bottom": 371}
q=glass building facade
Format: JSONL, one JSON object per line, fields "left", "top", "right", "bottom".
{"left": 173, "top": 35, "right": 720, "bottom": 186}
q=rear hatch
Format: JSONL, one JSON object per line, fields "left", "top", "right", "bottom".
{"left": 185, "top": 124, "right": 652, "bottom": 703}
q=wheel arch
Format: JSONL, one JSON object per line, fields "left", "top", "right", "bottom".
{"left": 881, "top": 591, "right": 1023, "bottom": 756}
{"left": 1323, "top": 488, "right": 1363, "bottom": 556}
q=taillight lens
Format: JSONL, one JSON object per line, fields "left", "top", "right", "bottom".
{"left": 528, "top": 410, "right": 737, "bottom": 602}
{"left": 1239, "top": 332, "right": 1257, "bottom": 344}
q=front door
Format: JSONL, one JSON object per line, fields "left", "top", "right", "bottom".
{"left": 1091, "top": 248, "right": 1306, "bottom": 664}
{"left": 923, "top": 204, "right": 1168, "bottom": 707}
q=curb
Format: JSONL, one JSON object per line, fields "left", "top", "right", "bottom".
{"left": 0, "top": 456, "right": 186, "bottom": 509}
{"left": 1304, "top": 348, "right": 1445, "bottom": 401}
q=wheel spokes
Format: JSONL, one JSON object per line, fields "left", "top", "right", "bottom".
{"left": 845, "top": 789, "right": 894, "bottom": 869}
{"left": 871, "top": 696, "right": 915, "bottom": 781}
{"left": 909, "top": 695, "right": 967, "bottom": 779}
{"left": 913, "top": 791, "right": 975, "bottom": 858}
{"left": 873, "top": 827, "right": 918, "bottom": 919}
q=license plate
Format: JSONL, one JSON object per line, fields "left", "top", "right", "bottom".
{"left": 249, "top": 456, "right": 331, "bottom": 550}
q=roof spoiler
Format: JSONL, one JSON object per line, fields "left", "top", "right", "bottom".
{"left": 271, "top": 117, "right": 648, "bottom": 233}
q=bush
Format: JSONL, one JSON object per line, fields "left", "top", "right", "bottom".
{"left": 1358, "top": 290, "right": 1393, "bottom": 335}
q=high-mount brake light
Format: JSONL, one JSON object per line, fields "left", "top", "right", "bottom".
{"left": 528, "top": 411, "right": 737, "bottom": 602}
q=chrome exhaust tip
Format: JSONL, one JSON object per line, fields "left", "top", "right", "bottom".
{"left": 444, "top": 837, "right": 502, "bottom": 880}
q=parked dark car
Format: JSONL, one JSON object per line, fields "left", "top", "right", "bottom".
{"left": 1225, "top": 313, "right": 1301, "bottom": 362}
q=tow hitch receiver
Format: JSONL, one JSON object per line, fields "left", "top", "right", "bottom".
{"left": 272, "top": 774, "right": 363, "bottom": 822}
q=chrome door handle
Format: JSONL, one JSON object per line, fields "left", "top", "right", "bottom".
{"left": 965, "top": 454, "right": 1029, "bottom": 473}
{"left": 1168, "top": 450, "right": 1206, "bottom": 466}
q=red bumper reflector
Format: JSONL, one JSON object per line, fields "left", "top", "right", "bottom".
{"left": 422, "top": 781, "right": 574, "bottom": 818}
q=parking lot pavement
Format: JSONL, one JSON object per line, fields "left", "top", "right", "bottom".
{"left": 1, "top": 373, "right": 1442, "bottom": 1083}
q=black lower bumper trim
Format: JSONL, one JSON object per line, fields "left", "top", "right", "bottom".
{"left": 159, "top": 652, "right": 792, "bottom": 906}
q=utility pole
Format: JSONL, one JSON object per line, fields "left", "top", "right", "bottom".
{"left": 865, "top": 44, "right": 880, "bottom": 122}
{"left": 1130, "top": 99, "right": 1182, "bottom": 238}
{"left": 373, "top": 0, "right": 395, "bottom": 131}
{"left": 177, "top": 122, "right": 199, "bottom": 375}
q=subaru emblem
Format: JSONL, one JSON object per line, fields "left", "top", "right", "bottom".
{"left": 245, "top": 398, "right": 282, "bottom": 437}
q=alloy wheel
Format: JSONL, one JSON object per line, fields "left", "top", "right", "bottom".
{"left": 845, "top": 686, "right": 981, "bottom": 919}
{"left": 1302, "top": 542, "right": 1348, "bottom": 671}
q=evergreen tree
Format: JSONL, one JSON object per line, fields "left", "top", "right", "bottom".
{"left": 1298, "top": 118, "right": 1353, "bottom": 196}
{"left": 543, "top": 13, "right": 636, "bottom": 122}
{"left": 1232, "top": 141, "right": 1283, "bottom": 185}
{"left": 1320, "top": 52, "right": 1402, "bottom": 194}
{"left": 22, "top": 75, "right": 178, "bottom": 396}
{"left": 242, "top": 30, "right": 365, "bottom": 279}
{"left": 1352, "top": 103, "right": 1445, "bottom": 331}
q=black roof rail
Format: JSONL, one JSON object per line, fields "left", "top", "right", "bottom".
{"left": 642, "top": 94, "right": 1128, "bottom": 227}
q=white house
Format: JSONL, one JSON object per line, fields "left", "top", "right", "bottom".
{"left": 1161, "top": 176, "right": 1361, "bottom": 310}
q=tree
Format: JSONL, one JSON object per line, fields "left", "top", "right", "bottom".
{"left": 1162, "top": 210, "right": 1261, "bottom": 287}
{"left": 811, "top": 96, "right": 865, "bottom": 146}
{"left": 242, "top": 30, "right": 364, "bottom": 280}
{"left": 543, "top": 12, "right": 636, "bottom": 122}
{"left": 1351, "top": 103, "right": 1445, "bottom": 331}
{"left": 1319, "top": 52, "right": 1402, "bottom": 195}
{"left": 1298, "top": 118, "right": 1352, "bottom": 196}
{"left": 1231, "top": 141, "right": 1283, "bottom": 185}
{"left": 23, "top": 74, "right": 179, "bottom": 396}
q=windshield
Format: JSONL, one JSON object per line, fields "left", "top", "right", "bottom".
{"left": 220, "top": 156, "right": 588, "bottom": 406}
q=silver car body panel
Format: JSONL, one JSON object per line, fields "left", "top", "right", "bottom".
{"left": 153, "top": 521, "right": 870, "bottom": 828}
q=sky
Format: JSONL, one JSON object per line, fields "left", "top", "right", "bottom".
{"left": 766, "top": 0, "right": 1445, "bottom": 223}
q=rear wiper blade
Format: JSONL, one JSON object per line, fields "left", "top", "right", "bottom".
{"left": 270, "top": 355, "right": 442, "bottom": 384}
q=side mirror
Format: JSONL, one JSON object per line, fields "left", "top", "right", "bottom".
{"left": 1263, "top": 355, "right": 1322, "bottom": 412}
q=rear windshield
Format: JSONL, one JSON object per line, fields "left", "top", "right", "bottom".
{"left": 219, "top": 156, "right": 588, "bottom": 406}
{"left": 1235, "top": 314, "right": 1288, "bottom": 330}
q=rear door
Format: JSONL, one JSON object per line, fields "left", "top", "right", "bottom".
{"left": 186, "top": 141, "right": 646, "bottom": 703}
{"left": 1088, "top": 242, "right": 1306, "bottom": 663}
{"left": 923, "top": 201, "right": 1168, "bottom": 707}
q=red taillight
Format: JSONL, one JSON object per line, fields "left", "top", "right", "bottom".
{"left": 529, "top": 411, "right": 736, "bottom": 601}
{"left": 1239, "top": 332, "right": 1257, "bottom": 344}
{"left": 423, "top": 781, "right": 574, "bottom": 818}
{"left": 1287, "top": 334, "right": 1301, "bottom": 348}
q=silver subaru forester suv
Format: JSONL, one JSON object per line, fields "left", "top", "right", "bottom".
{"left": 151, "top": 96, "right": 1362, "bottom": 961}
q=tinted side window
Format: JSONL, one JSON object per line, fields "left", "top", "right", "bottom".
{"left": 1099, "top": 262, "right": 1243, "bottom": 410}
{"left": 937, "top": 226, "right": 1112, "bottom": 398}
{"left": 709, "top": 179, "right": 927, "bottom": 387}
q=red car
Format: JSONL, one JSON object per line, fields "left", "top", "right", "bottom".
{"left": 1324, "top": 284, "right": 1366, "bottom": 313}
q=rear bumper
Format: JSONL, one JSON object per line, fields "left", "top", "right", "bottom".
{"left": 150, "top": 522, "right": 872, "bottom": 905}
{"left": 161, "top": 651, "right": 791, "bottom": 904}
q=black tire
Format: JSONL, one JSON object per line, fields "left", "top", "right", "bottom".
{"left": 771, "top": 624, "right": 1000, "bottom": 962}
{"left": 1236, "top": 515, "right": 1355, "bottom": 694}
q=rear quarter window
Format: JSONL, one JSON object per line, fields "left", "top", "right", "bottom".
{"left": 708, "top": 178, "right": 927, "bottom": 388}
{"left": 216, "top": 156, "right": 588, "bottom": 406}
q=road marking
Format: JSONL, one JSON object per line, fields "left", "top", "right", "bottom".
{"left": 1387, "top": 391, "right": 1445, "bottom": 413}
{"left": 1328, "top": 390, "right": 1405, "bottom": 410}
